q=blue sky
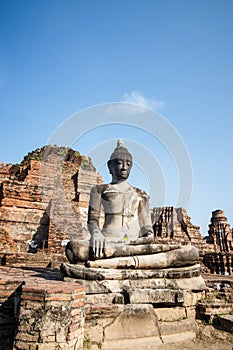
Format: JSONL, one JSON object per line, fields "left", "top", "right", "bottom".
{"left": 0, "top": 0, "right": 232, "bottom": 235}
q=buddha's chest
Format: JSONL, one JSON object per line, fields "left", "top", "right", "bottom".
{"left": 101, "top": 188, "right": 140, "bottom": 216}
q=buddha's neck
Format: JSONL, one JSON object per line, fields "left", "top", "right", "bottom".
{"left": 110, "top": 180, "right": 130, "bottom": 191}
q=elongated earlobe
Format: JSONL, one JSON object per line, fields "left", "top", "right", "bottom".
{"left": 107, "top": 160, "right": 113, "bottom": 175}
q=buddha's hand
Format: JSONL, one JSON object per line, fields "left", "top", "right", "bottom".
{"left": 91, "top": 229, "right": 105, "bottom": 259}
{"left": 130, "top": 227, "right": 154, "bottom": 244}
{"left": 143, "top": 231, "right": 154, "bottom": 239}
{"left": 142, "top": 226, "right": 154, "bottom": 239}
{"left": 130, "top": 227, "right": 154, "bottom": 245}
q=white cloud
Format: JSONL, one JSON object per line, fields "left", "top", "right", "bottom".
{"left": 121, "top": 91, "right": 164, "bottom": 110}
{"left": 106, "top": 91, "right": 164, "bottom": 116}
{"left": 106, "top": 103, "right": 145, "bottom": 115}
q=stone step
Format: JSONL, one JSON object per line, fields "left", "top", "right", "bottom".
{"left": 213, "top": 314, "right": 233, "bottom": 333}
{"left": 197, "top": 301, "right": 233, "bottom": 319}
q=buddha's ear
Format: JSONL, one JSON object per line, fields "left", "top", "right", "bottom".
{"left": 107, "top": 160, "right": 113, "bottom": 175}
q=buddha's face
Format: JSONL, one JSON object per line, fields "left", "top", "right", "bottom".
{"left": 109, "top": 157, "right": 132, "bottom": 181}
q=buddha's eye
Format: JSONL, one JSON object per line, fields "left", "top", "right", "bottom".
{"left": 117, "top": 160, "right": 123, "bottom": 165}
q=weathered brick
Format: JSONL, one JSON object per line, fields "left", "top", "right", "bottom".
{"left": 72, "top": 300, "right": 84, "bottom": 308}
{"left": 29, "top": 344, "right": 39, "bottom": 350}
{"left": 21, "top": 294, "right": 44, "bottom": 301}
{"left": 23, "top": 286, "right": 46, "bottom": 294}
{"left": 68, "top": 322, "right": 80, "bottom": 333}
{"left": 37, "top": 344, "right": 56, "bottom": 350}
{"left": 13, "top": 341, "right": 31, "bottom": 350}
{"left": 45, "top": 294, "right": 71, "bottom": 301}
{"left": 71, "top": 307, "right": 82, "bottom": 316}
{"left": 71, "top": 313, "right": 82, "bottom": 324}
{"left": 15, "top": 332, "right": 39, "bottom": 342}
{"left": 72, "top": 291, "right": 85, "bottom": 300}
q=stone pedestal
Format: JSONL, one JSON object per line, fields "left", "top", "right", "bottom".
{"left": 61, "top": 263, "right": 206, "bottom": 350}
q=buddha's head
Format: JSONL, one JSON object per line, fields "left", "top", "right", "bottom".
{"left": 107, "top": 140, "right": 133, "bottom": 182}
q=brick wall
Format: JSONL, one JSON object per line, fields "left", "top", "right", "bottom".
{"left": 0, "top": 146, "right": 100, "bottom": 255}
{"left": 14, "top": 281, "right": 85, "bottom": 350}
{"left": 0, "top": 267, "right": 85, "bottom": 350}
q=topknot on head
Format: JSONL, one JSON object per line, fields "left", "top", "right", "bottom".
{"left": 109, "top": 139, "right": 132, "bottom": 162}
{"left": 117, "top": 139, "right": 125, "bottom": 147}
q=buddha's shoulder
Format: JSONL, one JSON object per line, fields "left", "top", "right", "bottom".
{"left": 91, "top": 184, "right": 149, "bottom": 198}
{"left": 131, "top": 186, "right": 149, "bottom": 199}
{"left": 91, "top": 184, "right": 110, "bottom": 193}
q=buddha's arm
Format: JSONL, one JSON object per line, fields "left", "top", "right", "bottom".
{"left": 87, "top": 186, "right": 105, "bottom": 258}
{"left": 87, "top": 186, "right": 102, "bottom": 233}
{"left": 138, "top": 194, "right": 154, "bottom": 237}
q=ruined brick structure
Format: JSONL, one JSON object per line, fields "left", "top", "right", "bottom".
{"left": 208, "top": 210, "right": 233, "bottom": 252}
{"left": 152, "top": 207, "right": 233, "bottom": 275}
{"left": 151, "top": 206, "right": 207, "bottom": 253}
{"left": 203, "top": 210, "right": 233, "bottom": 275}
{"left": 0, "top": 146, "right": 101, "bottom": 260}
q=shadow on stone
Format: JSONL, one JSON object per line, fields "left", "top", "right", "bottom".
{"left": 213, "top": 314, "right": 233, "bottom": 334}
{"left": 0, "top": 284, "right": 23, "bottom": 350}
{"left": 21, "top": 266, "right": 62, "bottom": 281}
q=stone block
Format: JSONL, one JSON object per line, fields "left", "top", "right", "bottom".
{"left": 96, "top": 275, "right": 205, "bottom": 293}
{"left": 185, "top": 306, "right": 196, "bottom": 320}
{"left": 85, "top": 314, "right": 122, "bottom": 346}
{"left": 100, "top": 278, "right": 166, "bottom": 293}
{"left": 102, "top": 337, "right": 162, "bottom": 350}
{"left": 159, "top": 319, "right": 197, "bottom": 344}
{"left": 154, "top": 306, "right": 186, "bottom": 322}
{"left": 85, "top": 292, "right": 124, "bottom": 305}
{"left": 104, "top": 304, "right": 160, "bottom": 341}
{"left": 128, "top": 288, "right": 184, "bottom": 305}
{"left": 182, "top": 290, "right": 205, "bottom": 306}
{"left": 165, "top": 275, "right": 206, "bottom": 291}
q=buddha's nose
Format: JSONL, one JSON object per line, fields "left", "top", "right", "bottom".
{"left": 122, "top": 161, "right": 127, "bottom": 169}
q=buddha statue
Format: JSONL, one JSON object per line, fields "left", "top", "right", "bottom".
{"left": 88, "top": 139, "right": 154, "bottom": 257}
{"left": 66, "top": 140, "right": 199, "bottom": 269}
{"left": 66, "top": 139, "right": 154, "bottom": 263}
